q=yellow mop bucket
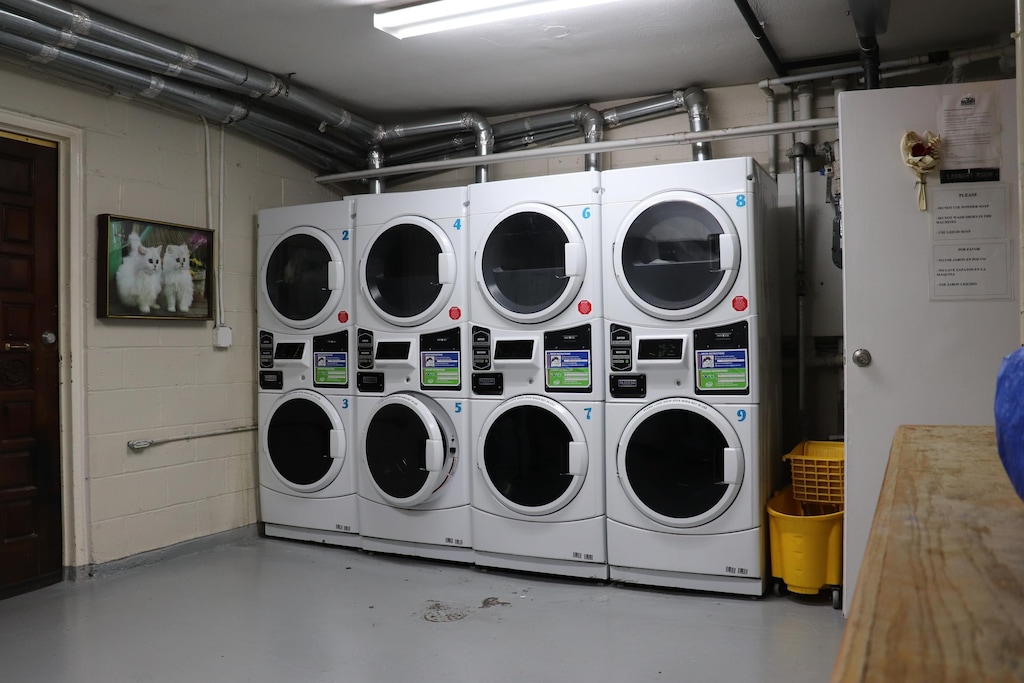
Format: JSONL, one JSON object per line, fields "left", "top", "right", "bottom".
{"left": 767, "top": 485, "right": 843, "bottom": 598}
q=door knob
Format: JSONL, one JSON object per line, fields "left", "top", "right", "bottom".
{"left": 41, "top": 331, "right": 57, "bottom": 345}
{"left": 852, "top": 349, "right": 872, "bottom": 367}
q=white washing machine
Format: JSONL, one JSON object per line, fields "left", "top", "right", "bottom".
{"left": 257, "top": 333, "right": 359, "bottom": 547}
{"left": 354, "top": 186, "right": 468, "bottom": 332}
{"left": 604, "top": 317, "right": 778, "bottom": 596}
{"left": 600, "top": 157, "right": 777, "bottom": 329}
{"left": 468, "top": 171, "right": 602, "bottom": 329}
{"left": 355, "top": 329, "right": 472, "bottom": 563}
{"left": 258, "top": 199, "right": 354, "bottom": 335}
{"left": 470, "top": 322, "right": 606, "bottom": 579}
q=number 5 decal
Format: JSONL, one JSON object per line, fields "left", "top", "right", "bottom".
{"left": 454, "top": 401, "right": 463, "bottom": 414}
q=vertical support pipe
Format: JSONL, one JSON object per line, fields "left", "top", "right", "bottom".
{"left": 368, "top": 148, "right": 384, "bottom": 194}
{"left": 792, "top": 141, "right": 809, "bottom": 439}
{"left": 762, "top": 86, "right": 777, "bottom": 177}
{"left": 860, "top": 35, "right": 881, "bottom": 89}
{"left": 796, "top": 82, "right": 814, "bottom": 146}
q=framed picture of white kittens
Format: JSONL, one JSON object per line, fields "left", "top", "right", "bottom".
{"left": 98, "top": 214, "right": 214, "bottom": 321}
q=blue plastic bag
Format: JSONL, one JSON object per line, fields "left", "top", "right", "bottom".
{"left": 995, "top": 345, "right": 1024, "bottom": 501}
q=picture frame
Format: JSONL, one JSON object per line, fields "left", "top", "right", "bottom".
{"left": 98, "top": 214, "right": 214, "bottom": 321}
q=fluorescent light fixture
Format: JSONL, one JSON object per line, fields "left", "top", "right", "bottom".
{"left": 373, "top": 0, "right": 626, "bottom": 39}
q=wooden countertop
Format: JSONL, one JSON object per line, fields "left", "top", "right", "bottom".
{"left": 832, "top": 425, "right": 1024, "bottom": 682}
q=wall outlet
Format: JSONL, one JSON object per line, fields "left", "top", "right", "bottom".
{"left": 213, "top": 326, "right": 233, "bottom": 348}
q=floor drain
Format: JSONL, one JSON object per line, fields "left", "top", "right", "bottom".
{"left": 422, "top": 602, "right": 466, "bottom": 622}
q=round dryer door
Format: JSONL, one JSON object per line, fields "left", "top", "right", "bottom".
{"left": 363, "top": 393, "right": 457, "bottom": 507}
{"left": 478, "top": 395, "right": 589, "bottom": 516}
{"left": 616, "top": 397, "right": 743, "bottom": 528}
{"left": 263, "top": 390, "right": 347, "bottom": 493}
{"left": 261, "top": 226, "right": 346, "bottom": 330}
{"left": 360, "top": 217, "right": 457, "bottom": 327}
{"left": 613, "top": 191, "right": 740, "bottom": 321}
{"left": 477, "top": 203, "right": 587, "bottom": 324}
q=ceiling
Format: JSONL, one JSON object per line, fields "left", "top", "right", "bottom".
{"left": 68, "top": 0, "right": 1015, "bottom": 123}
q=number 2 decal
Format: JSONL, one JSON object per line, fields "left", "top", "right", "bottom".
{"left": 736, "top": 409, "right": 747, "bottom": 422}
{"left": 453, "top": 219, "right": 462, "bottom": 230}
{"left": 735, "top": 195, "right": 746, "bottom": 208}
{"left": 341, "top": 229, "right": 350, "bottom": 241}
{"left": 584, "top": 407, "right": 592, "bottom": 420}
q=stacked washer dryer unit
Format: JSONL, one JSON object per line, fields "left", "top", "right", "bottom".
{"left": 467, "top": 171, "right": 606, "bottom": 579}
{"left": 353, "top": 186, "right": 474, "bottom": 563}
{"left": 257, "top": 200, "right": 360, "bottom": 547}
{"left": 601, "top": 157, "right": 781, "bottom": 596}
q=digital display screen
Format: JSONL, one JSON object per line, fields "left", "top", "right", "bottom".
{"left": 375, "top": 342, "right": 411, "bottom": 360}
{"left": 638, "top": 338, "right": 683, "bottom": 360}
{"left": 494, "top": 340, "right": 534, "bottom": 360}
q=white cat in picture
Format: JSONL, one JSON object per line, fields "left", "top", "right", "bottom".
{"left": 115, "top": 232, "right": 163, "bottom": 313}
{"left": 162, "top": 243, "right": 194, "bottom": 313}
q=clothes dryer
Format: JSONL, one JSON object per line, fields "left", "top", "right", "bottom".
{"left": 468, "top": 171, "right": 602, "bottom": 329}
{"left": 354, "top": 186, "right": 468, "bottom": 332}
{"left": 257, "top": 200, "right": 354, "bottom": 335}
{"left": 604, "top": 318, "right": 779, "bottom": 596}
{"left": 600, "top": 158, "right": 777, "bottom": 329}
{"left": 355, "top": 327, "right": 472, "bottom": 562}
{"left": 470, "top": 322, "right": 606, "bottom": 579}
{"left": 257, "top": 331, "right": 358, "bottom": 547}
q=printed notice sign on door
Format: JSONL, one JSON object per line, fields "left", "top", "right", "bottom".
{"left": 931, "top": 242, "right": 1011, "bottom": 300}
{"left": 931, "top": 187, "right": 1007, "bottom": 241}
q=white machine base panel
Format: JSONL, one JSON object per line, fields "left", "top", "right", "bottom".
{"left": 609, "top": 565, "right": 765, "bottom": 596}
{"left": 263, "top": 523, "right": 361, "bottom": 549}
{"left": 259, "top": 487, "right": 358, "bottom": 537}
{"left": 472, "top": 511, "right": 606, "bottom": 567}
{"left": 476, "top": 550, "right": 609, "bottom": 580}
{"left": 362, "top": 537, "right": 474, "bottom": 564}
{"left": 358, "top": 497, "right": 472, "bottom": 554}
{"left": 607, "top": 520, "right": 763, "bottom": 591}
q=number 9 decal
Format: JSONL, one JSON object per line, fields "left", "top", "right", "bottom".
{"left": 736, "top": 409, "right": 747, "bottom": 422}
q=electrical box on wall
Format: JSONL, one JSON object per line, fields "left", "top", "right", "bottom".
{"left": 214, "top": 326, "right": 232, "bottom": 348}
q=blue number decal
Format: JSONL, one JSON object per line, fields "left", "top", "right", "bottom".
{"left": 735, "top": 195, "right": 747, "bottom": 208}
{"left": 341, "top": 229, "right": 350, "bottom": 241}
{"left": 582, "top": 207, "right": 592, "bottom": 220}
{"left": 342, "top": 399, "right": 349, "bottom": 409}
{"left": 736, "top": 409, "right": 747, "bottom": 422}
{"left": 453, "top": 219, "right": 462, "bottom": 230}
{"left": 454, "top": 401, "right": 463, "bottom": 414}
{"left": 584, "top": 407, "right": 592, "bottom": 420}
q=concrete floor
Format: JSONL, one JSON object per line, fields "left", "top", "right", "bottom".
{"left": 0, "top": 537, "right": 846, "bottom": 682}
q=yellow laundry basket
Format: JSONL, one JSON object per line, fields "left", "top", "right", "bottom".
{"left": 768, "top": 486, "right": 843, "bottom": 599}
{"left": 783, "top": 440, "right": 845, "bottom": 510}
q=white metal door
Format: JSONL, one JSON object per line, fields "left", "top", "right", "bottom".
{"left": 839, "top": 79, "right": 1019, "bottom": 614}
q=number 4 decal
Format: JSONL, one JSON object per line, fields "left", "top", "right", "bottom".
{"left": 453, "top": 219, "right": 462, "bottom": 230}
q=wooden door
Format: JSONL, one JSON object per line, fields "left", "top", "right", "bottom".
{"left": 0, "top": 134, "right": 61, "bottom": 599}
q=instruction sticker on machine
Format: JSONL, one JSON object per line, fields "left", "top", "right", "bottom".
{"left": 314, "top": 352, "right": 348, "bottom": 386}
{"left": 421, "top": 351, "right": 460, "bottom": 386}
{"left": 696, "top": 350, "right": 748, "bottom": 391}
{"left": 546, "top": 350, "right": 591, "bottom": 389}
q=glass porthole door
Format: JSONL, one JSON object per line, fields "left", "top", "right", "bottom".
{"left": 613, "top": 191, "right": 740, "bottom": 321}
{"left": 261, "top": 226, "right": 346, "bottom": 329}
{"left": 264, "top": 390, "right": 347, "bottom": 493}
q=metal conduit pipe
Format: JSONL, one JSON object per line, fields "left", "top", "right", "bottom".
{"left": 602, "top": 89, "right": 687, "bottom": 128}
{"left": 375, "top": 111, "right": 492, "bottom": 182}
{"left": 0, "top": 7, "right": 225, "bottom": 89}
{"left": 317, "top": 116, "right": 840, "bottom": 185}
{"left": 1, "top": 0, "right": 381, "bottom": 143}
{"left": 683, "top": 87, "right": 712, "bottom": 161}
{"left": 491, "top": 107, "right": 584, "bottom": 139}
{"left": 760, "top": 85, "right": 777, "bottom": 177}
{"left": 795, "top": 82, "right": 814, "bottom": 147}
{"left": 859, "top": 35, "right": 880, "bottom": 89}
{"left": 573, "top": 104, "right": 603, "bottom": 171}
{"left": 756, "top": 52, "right": 957, "bottom": 91}
{"left": 367, "top": 148, "right": 385, "bottom": 194}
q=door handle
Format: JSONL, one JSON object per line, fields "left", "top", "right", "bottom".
{"left": 4, "top": 342, "right": 31, "bottom": 351}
